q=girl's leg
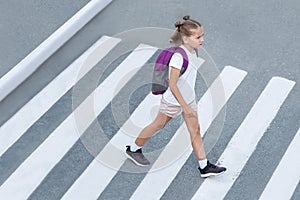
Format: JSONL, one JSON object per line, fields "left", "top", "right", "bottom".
{"left": 135, "top": 112, "right": 172, "bottom": 146}
{"left": 182, "top": 113, "right": 206, "bottom": 160}
{"left": 126, "top": 112, "right": 172, "bottom": 166}
{"left": 183, "top": 112, "right": 227, "bottom": 177}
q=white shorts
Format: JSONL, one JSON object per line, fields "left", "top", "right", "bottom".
{"left": 159, "top": 98, "right": 197, "bottom": 118}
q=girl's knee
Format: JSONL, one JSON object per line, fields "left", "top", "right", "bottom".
{"left": 151, "top": 121, "right": 166, "bottom": 130}
{"left": 189, "top": 125, "right": 200, "bottom": 137}
{"left": 157, "top": 122, "right": 167, "bottom": 130}
{"left": 193, "top": 124, "right": 200, "bottom": 132}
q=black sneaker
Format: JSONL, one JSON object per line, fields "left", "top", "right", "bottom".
{"left": 125, "top": 145, "right": 150, "bottom": 166}
{"left": 198, "top": 161, "right": 226, "bottom": 178}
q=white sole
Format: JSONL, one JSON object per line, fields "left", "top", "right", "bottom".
{"left": 200, "top": 170, "right": 226, "bottom": 178}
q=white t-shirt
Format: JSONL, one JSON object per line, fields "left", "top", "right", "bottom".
{"left": 162, "top": 45, "right": 202, "bottom": 105}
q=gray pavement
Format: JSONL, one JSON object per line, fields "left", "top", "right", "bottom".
{"left": 0, "top": 0, "right": 90, "bottom": 77}
{"left": 0, "top": 0, "right": 299, "bottom": 199}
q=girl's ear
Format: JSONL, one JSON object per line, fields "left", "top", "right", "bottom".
{"left": 182, "top": 35, "right": 189, "bottom": 44}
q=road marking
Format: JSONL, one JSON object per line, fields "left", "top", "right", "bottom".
{"left": 259, "top": 127, "right": 300, "bottom": 200}
{"left": 0, "top": 36, "right": 120, "bottom": 157}
{"left": 62, "top": 94, "right": 162, "bottom": 200}
{"left": 130, "top": 66, "right": 247, "bottom": 200}
{"left": 61, "top": 58, "right": 205, "bottom": 200}
{"left": 0, "top": 44, "right": 157, "bottom": 200}
{"left": 0, "top": 0, "right": 114, "bottom": 101}
{"left": 191, "top": 77, "right": 295, "bottom": 200}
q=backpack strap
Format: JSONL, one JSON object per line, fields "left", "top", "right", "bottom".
{"left": 173, "top": 47, "right": 198, "bottom": 75}
{"left": 173, "top": 47, "right": 189, "bottom": 75}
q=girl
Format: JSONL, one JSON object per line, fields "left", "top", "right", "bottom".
{"left": 126, "top": 16, "right": 226, "bottom": 178}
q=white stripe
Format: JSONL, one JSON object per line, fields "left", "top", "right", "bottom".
{"left": 0, "top": 44, "right": 157, "bottom": 200}
{"left": 259, "top": 128, "right": 300, "bottom": 200}
{"left": 62, "top": 94, "right": 162, "bottom": 200}
{"left": 0, "top": 36, "right": 121, "bottom": 157}
{"left": 192, "top": 77, "right": 295, "bottom": 200}
{"left": 0, "top": 0, "right": 114, "bottom": 101}
{"left": 61, "top": 58, "right": 204, "bottom": 200}
{"left": 130, "top": 66, "right": 247, "bottom": 200}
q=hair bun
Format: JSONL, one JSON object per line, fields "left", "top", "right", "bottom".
{"left": 183, "top": 15, "right": 190, "bottom": 20}
{"left": 175, "top": 21, "right": 182, "bottom": 28}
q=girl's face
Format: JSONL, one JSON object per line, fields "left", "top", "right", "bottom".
{"left": 183, "top": 27, "right": 204, "bottom": 50}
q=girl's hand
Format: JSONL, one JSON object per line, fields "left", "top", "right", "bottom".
{"left": 182, "top": 105, "right": 197, "bottom": 118}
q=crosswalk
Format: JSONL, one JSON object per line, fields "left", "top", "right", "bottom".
{"left": 259, "top": 128, "right": 300, "bottom": 200}
{"left": 191, "top": 77, "right": 295, "bottom": 200}
{"left": 0, "top": 35, "right": 298, "bottom": 200}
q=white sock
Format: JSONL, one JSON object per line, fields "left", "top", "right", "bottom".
{"left": 198, "top": 159, "right": 208, "bottom": 169}
{"left": 131, "top": 141, "right": 142, "bottom": 152}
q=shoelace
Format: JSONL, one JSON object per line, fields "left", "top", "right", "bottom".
{"left": 207, "top": 162, "right": 218, "bottom": 169}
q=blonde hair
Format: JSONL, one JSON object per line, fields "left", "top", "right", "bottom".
{"left": 170, "top": 15, "right": 202, "bottom": 46}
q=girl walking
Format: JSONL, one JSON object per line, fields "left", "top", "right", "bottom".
{"left": 126, "top": 15, "right": 226, "bottom": 178}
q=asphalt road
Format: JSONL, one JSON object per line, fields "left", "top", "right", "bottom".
{"left": 0, "top": 0, "right": 299, "bottom": 199}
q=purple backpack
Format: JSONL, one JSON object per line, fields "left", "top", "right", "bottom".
{"left": 151, "top": 47, "right": 189, "bottom": 95}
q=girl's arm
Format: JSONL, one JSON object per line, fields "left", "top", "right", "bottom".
{"left": 169, "top": 66, "right": 196, "bottom": 118}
